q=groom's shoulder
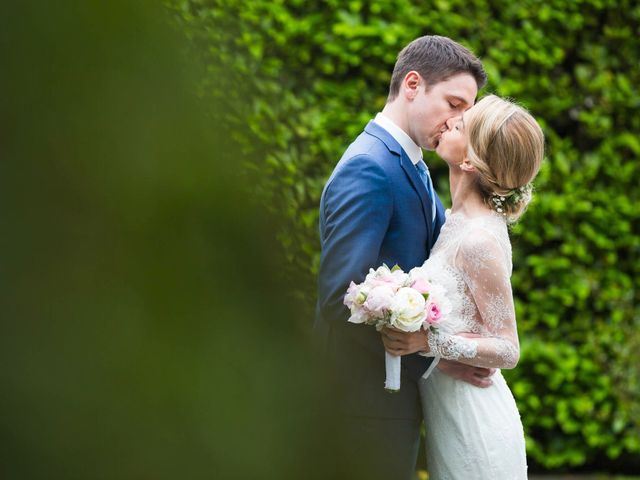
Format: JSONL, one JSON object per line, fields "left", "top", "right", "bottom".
{"left": 322, "top": 122, "right": 403, "bottom": 193}
{"left": 351, "top": 122, "right": 400, "bottom": 156}
{"left": 337, "top": 125, "right": 400, "bottom": 170}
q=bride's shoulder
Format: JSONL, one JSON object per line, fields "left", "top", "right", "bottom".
{"left": 446, "top": 210, "right": 508, "bottom": 235}
{"left": 457, "top": 221, "right": 512, "bottom": 261}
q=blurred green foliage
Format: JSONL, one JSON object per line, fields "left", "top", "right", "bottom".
{"left": 169, "top": 0, "right": 640, "bottom": 473}
{"left": 1, "top": 1, "right": 346, "bottom": 478}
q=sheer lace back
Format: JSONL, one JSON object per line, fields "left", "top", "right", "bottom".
{"left": 422, "top": 210, "right": 520, "bottom": 369}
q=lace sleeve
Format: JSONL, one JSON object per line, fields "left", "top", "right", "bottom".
{"left": 427, "top": 227, "right": 520, "bottom": 369}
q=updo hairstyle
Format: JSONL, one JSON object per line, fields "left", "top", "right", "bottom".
{"left": 465, "top": 95, "right": 545, "bottom": 223}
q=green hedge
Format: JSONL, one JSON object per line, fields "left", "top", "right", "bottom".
{"left": 169, "top": 0, "right": 640, "bottom": 471}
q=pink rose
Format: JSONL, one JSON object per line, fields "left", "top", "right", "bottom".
{"left": 424, "top": 301, "right": 442, "bottom": 325}
{"left": 363, "top": 285, "right": 395, "bottom": 316}
{"left": 370, "top": 278, "right": 392, "bottom": 288}
{"left": 411, "top": 278, "right": 432, "bottom": 295}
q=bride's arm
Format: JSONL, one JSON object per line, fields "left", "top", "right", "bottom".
{"left": 425, "top": 229, "right": 520, "bottom": 369}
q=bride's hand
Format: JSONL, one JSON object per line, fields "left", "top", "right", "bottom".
{"left": 380, "top": 326, "right": 428, "bottom": 356}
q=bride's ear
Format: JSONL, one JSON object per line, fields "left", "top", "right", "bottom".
{"left": 459, "top": 157, "right": 476, "bottom": 173}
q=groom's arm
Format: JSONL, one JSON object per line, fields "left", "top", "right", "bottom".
{"left": 318, "top": 154, "right": 393, "bottom": 325}
{"left": 436, "top": 359, "right": 495, "bottom": 388}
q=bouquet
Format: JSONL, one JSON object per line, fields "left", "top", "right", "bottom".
{"left": 343, "top": 264, "right": 451, "bottom": 392}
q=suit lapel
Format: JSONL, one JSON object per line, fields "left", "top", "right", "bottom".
{"left": 431, "top": 197, "right": 446, "bottom": 248}
{"left": 399, "top": 152, "right": 434, "bottom": 247}
{"left": 364, "top": 121, "right": 435, "bottom": 248}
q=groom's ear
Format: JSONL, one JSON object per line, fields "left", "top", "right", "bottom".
{"left": 403, "top": 71, "right": 421, "bottom": 100}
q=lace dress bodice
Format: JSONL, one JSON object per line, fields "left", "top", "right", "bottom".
{"left": 421, "top": 210, "right": 520, "bottom": 369}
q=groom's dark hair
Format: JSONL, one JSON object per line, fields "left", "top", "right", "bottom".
{"left": 388, "top": 35, "right": 487, "bottom": 101}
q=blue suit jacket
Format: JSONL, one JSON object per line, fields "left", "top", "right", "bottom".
{"left": 315, "top": 121, "right": 446, "bottom": 419}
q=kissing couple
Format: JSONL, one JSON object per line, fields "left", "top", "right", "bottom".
{"left": 315, "top": 35, "right": 544, "bottom": 479}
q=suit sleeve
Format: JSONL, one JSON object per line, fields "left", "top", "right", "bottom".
{"left": 317, "top": 154, "right": 393, "bottom": 325}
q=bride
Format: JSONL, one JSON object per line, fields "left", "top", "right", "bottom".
{"left": 384, "top": 94, "right": 544, "bottom": 479}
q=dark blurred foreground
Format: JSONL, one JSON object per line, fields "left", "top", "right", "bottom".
{"left": 0, "top": 2, "right": 356, "bottom": 478}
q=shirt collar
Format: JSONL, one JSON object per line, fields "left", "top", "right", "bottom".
{"left": 373, "top": 112, "right": 422, "bottom": 165}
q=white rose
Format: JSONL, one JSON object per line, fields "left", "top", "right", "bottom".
{"left": 356, "top": 286, "right": 369, "bottom": 305}
{"left": 344, "top": 282, "right": 369, "bottom": 309}
{"left": 389, "top": 287, "right": 426, "bottom": 332}
{"left": 408, "top": 265, "right": 430, "bottom": 285}
{"left": 363, "top": 285, "right": 395, "bottom": 317}
{"left": 365, "top": 265, "right": 391, "bottom": 284}
{"left": 344, "top": 281, "right": 359, "bottom": 308}
{"left": 347, "top": 308, "right": 368, "bottom": 324}
{"left": 389, "top": 269, "right": 410, "bottom": 287}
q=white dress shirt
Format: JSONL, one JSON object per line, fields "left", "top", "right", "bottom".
{"left": 373, "top": 112, "right": 422, "bottom": 166}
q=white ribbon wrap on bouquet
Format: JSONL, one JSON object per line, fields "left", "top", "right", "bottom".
{"left": 385, "top": 352, "right": 441, "bottom": 392}
{"left": 421, "top": 354, "right": 441, "bottom": 380}
{"left": 384, "top": 352, "right": 401, "bottom": 392}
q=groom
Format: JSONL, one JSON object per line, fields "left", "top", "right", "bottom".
{"left": 315, "top": 36, "right": 490, "bottom": 479}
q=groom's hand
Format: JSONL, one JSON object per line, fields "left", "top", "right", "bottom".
{"left": 437, "top": 359, "right": 495, "bottom": 388}
{"left": 380, "top": 327, "right": 428, "bottom": 356}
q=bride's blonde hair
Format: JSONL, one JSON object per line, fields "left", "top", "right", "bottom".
{"left": 465, "top": 94, "right": 544, "bottom": 223}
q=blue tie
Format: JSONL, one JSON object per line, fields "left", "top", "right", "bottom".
{"left": 416, "top": 159, "right": 436, "bottom": 221}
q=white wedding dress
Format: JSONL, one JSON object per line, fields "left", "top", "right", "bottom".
{"left": 419, "top": 210, "right": 527, "bottom": 479}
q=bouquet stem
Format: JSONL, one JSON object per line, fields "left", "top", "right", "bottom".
{"left": 421, "top": 354, "right": 441, "bottom": 380}
{"left": 384, "top": 351, "right": 401, "bottom": 392}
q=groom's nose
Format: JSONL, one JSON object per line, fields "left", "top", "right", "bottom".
{"left": 444, "top": 117, "right": 458, "bottom": 130}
